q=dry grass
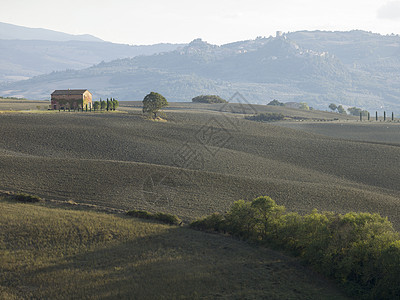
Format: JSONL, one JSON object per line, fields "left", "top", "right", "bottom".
{"left": 0, "top": 99, "right": 49, "bottom": 111}
{"left": 0, "top": 199, "right": 347, "bottom": 299}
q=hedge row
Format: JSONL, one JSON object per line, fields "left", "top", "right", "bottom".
{"left": 245, "top": 113, "right": 285, "bottom": 122}
{"left": 190, "top": 196, "right": 400, "bottom": 298}
{"left": 192, "top": 95, "right": 227, "bottom": 103}
{"left": 12, "top": 193, "right": 43, "bottom": 203}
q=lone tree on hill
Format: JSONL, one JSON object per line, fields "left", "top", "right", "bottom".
{"left": 143, "top": 92, "right": 168, "bottom": 118}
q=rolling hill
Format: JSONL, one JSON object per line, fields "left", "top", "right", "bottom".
{"left": 1, "top": 30, "right": 400, "bottom": 113}
{"left": 0, "top": 198, "right": 347, "bottom": 299}
{"left": 0, "top": 103, "right": 398, "bottom": 230}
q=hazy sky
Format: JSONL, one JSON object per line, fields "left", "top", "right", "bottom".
{"left": 1, "top": 0, "right": 400, "bottom": 45}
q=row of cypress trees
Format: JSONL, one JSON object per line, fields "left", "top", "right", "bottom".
{"left": 93, "top": 98, "right": 119, "bottom": 111}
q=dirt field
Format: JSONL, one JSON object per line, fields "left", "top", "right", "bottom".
{"left": 0, "top": 102, "right": 399, "bottom": 228}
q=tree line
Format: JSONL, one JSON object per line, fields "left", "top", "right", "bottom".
{"left": 93, "top": 98, "right": 119, "bottom": 111}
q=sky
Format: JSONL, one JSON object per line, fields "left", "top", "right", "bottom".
{"left": 1, "top": 0, "right": 400, "bottom": 45}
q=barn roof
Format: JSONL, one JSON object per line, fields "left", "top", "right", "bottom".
{"left": 51, "top": 89, "right": 90, "bottom": 96}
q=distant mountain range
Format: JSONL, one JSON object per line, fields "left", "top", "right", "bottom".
{"left": 1, "top": 23, "right": 400, "bottom": 113}
{"left": 0, "top": 21, "right": 103, "bottom": 42}
{"left": 0, "top": 22, "right": 184, "bottom": 82}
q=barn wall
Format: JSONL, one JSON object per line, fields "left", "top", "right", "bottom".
{"left": 82, "top": 91, "right": 93, "bottom": 109}
{"left": 50, "top": 90, "right": 93, "bottom": 110}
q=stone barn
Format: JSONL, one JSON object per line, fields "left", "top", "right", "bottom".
{"left": 51, "top": 89, "right": 92, "bottom": 110}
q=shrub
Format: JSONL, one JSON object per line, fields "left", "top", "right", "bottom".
{"left": 126, "top": 210, "right": 181, "bottom": 225}
{"left": 12, "top": 193, "right": 43, "bottom": 203}
{"left": 192, "top": 95, "right": 227, "bottom": 103}
{"left": 126, "top": 210, "right": 153, "bottom": 219}
{"left": 245, "top": 113, "right": 284, "bottom": 122}
{"left": 154, "top": 212, "right": 181, "bottom": 225}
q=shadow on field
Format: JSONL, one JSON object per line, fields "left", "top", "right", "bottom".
{"left": 22, "top": 226, "right": 347, "bottom": 299}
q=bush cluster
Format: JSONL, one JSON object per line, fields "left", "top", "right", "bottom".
{"left": 192, "top": 95, "right": 227, "bottom": 103}
{"left": 245, "top": 113, "right": 285, "bottom": 122}
{"left": 348, "top": 106, "right": 369, "bottom": 117}
{"left": 267, "top": 99, "right": 285, "bottom": 106}
{"left": 190, "top": 196, "right": 400, "bottom": 298}
{"left": 126, "top": 209, "right": 181, "bottom": 225}
{"left": 12, "top": 193, "right": 43, "bottom": 203}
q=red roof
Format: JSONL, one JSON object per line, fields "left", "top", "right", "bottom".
{"left": 51, "top": 89, "right": 90, "bottom": 96}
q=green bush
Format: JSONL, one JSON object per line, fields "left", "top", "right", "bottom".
{"left": 192, "top": 95, "right": 227, "bottom": 103}
{"left": 267, "top": 99, "right": 285, "bottom": 106}
{"left": 126, "top": 210, "right": 181, "bottom": 225}
{"left": 126, "top": 210, "right": 153, "bottom": 219}
{"left": 153, "top": 212, "right": 182, "bottom": 225}
{"left": 12, "top": 193, "right": 43, "bottom": 203}
{"left": 190, "top": 196, "right": 400, "bottom": 298}
{"left": 245, "top": 113, "right": 285, "bottom": 122}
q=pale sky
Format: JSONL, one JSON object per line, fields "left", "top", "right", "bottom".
{"left": 1, "top": 0, "right": 400, "bottom": 45}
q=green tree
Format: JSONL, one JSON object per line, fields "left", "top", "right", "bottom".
{"left": 251, "top": 196, "right": 285, "bottom": 240}
{"left": 299, "top": 102, "right": 309, "bottom": 110}
{"left": 112, "top": 98, "right": 119, "bottom": 111}
{"left": 100, "top": 99, "right": 106, "bottom": 111}
{"left": 224, "top": 200, "right": 256, "bottom": 240}
{"left": 329, "top": 103, "right": 337, "bottom": 111}
{"left": 93, "top": 101, "right": 100, "bottom": 111}
{"left": 337, "top": 105, "right": 346, "bottom": 114}
{"left": 348, "top": 107, "right": 369, "bottom": 117}
{"left": 268, "top": 99, "right": 285, "bottom": 106}
{"left": 143, "top": 92, "right": 168, "bottom": 118}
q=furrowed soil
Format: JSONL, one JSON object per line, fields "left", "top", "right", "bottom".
{"left": 0, "top": 102, "right": 399, "bottom": 228}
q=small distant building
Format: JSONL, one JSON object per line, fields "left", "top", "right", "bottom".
{"left": 51, "top": 89, "right": 92, "bottom": 110}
